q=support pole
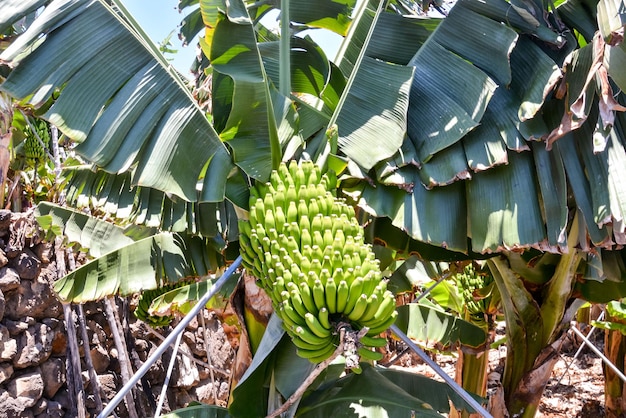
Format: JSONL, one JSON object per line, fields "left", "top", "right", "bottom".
{"left": 570, "top": 324, "right": 626, "bottom": 384}
{"left": 97, "top": 257, "right": 242, "bottom": 418}
{"left": 390, "top": 324, "right": 493, "bottom": 418}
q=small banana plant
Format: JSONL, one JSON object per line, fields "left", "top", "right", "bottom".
{"left": 449, "top": 262, "right": 501, "bottom": 418}
{"left": 591, "top": 300, "right": 626, "bottom": 416}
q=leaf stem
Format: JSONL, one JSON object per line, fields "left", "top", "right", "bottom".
{"left": 265, "top": 328, "right": 347, "bottom": 418}
{"left": 279, "top": 0, "right": 291, "bottom": 96}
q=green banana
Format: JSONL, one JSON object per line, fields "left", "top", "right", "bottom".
{"left": 325, "top": 279, "right": 337, "bottom": 313}
{"left": 305, "top": 312, "right": 331, "bottom": 338}
{"left": 336, "top": 280, "right": 350, "bottom": 313}
{"left": 359, "top": 335, "right": 388, "bottom": 348}
{"left": 312, "top": 279, "right": 326, "bottom": 311}
{"left": 297, "top": 342, "right": 336, "bottom": 362}
{"left": 357, "top": 346, "right": 384, "bottom": 362}
{"left": 345, "top": 277, "right": 365, "bottom": 314}
{"left": 293, "top": 325, "right": 330, "bottom": 346}
{"left": 299, "top": 281, "right": 318, "bottom": 315}
{"left": 280, "top": 300, "right": 306, "bottom": 327}
{"left": 365, "top": 311, "right": 398, "bottom": 336}
{"left": 318, "top": 307, "right": 332, "bottom": 330}
{"left": 289, "top": 289, "right": 309, "bottom": 318}
{"left": 347, "top": 294, "right": 369, "bottom": 322}
{"left": 358, "top": 294, "right": 381, "bottom": 323}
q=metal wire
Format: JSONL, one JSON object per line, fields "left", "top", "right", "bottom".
{"left": 555, "top": 311, "right": 604, "bottom": 387}
{"left": 154, "top": 332, "right": 182, "bottom": 417}
{"left": 390, "top": 324, "right": 493, "bottom": 418}
{"left": 570, "top": 323, "right": 626, "bottom": 384}
{"left": 98, "top": 256, "right": 242, "bottom": 418}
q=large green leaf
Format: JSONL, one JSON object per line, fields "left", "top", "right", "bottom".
{"left": 467, "top": 152, "right": 547, "bottom": 253}
{"left": 344, "top": 0, "right": 570, "bottom": 254}
{"left": 35, "top": 202, "right": 137, "bottom": 258}
{"left": 290, "top": 0, "right": 357, "bottom": 36}
{"left": 377, "top": 366, "right": 484, "bottom": 413}
{"left": 0, "top": 0, "right": 231, "bottom": 202}
{"left": 574, "top": 248, "right": 626, "bottom": 302}
{"left": 161, "top": 404, "right": 231, "bottom": 418}
{"left": 394, "top": 303, "right": 488, "bottom": 350}
{"left": 0, "top": 0, "right": 47, "bottom": 34}
{"left": 205, "top": 2, "right": 281, "bottom": 180}
{"left": 148, "top": 275, "right": 239, "bottom": 317}
{"left": 355, "top": 169, "right": 468, "bottom": 252}
{"left": 488, "top": 257, "right": 543, "bottom": 401}
{"left": 364, "top": 13, "right": 440, "bottom": 66}
{"left": 335, "top": 56, "right": 414, "bottom": 170}
{"left": 404, "top": 0, "right": 517, "bottom": 164}
{"left": 53, "top": 232, "right": 221, "bottom": 302}
{"left": 259, "top": 37, "right": 331, "bottom": 99}
{"left": 229, "top": 314, "right": 285, "bottom": 417}
{"left": 62, "top": 167, "right": 240, "bottom": 240}
{"left": 296, "top": 364, "right": 464, "bottom": 417}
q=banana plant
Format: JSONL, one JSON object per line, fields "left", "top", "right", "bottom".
{"left": 419, "top": 262, "right": 501, "bottom": 418}
{"left": 5, "top": 0, "right": 626, "bottom": 417}
{"left": 591, "top": 300, "right": 626, "bottom": 416}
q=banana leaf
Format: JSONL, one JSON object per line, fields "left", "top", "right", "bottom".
{"left": 0, "top": 0, "right": 47, "bottom": 34}
{"left": 395, "top": 303, "right": 488, "bottom": 350}
{"left": 35, "top": 202, "right": 136, "bottom": 258}
{"left": 161, "top": 404, "right": 231, "bottom": 418}
{"left": 296, "top": 363, "right": 483, "bottom": 417}
{"left": 52, "top": 232, "right": 224, "bottom": 303}
{"left": 0, "top": 0, "right": 231, "bottom": 202}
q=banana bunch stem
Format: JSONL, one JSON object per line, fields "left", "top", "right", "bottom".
{"left": 265, "top": 325, "right": 368, "bottom": 418}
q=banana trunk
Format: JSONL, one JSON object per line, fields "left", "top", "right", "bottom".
{"left": 604, "top": 314, "right": 626, "bottom": 417}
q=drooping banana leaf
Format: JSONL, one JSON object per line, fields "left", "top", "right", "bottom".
{"left": 488, "top": 256, "right": 544, "bottom": 403}
{"left": 574, "top": 248, "right": 626, "bottom": 302}
{"left": 0, "top": 0, "right": 231, "bottom": 202}
{"left": 62, "top": 167, "right": 240, "bottom": 239}
{"left": 363, "top": 217, "right": 475, "bottom": 262}
{"left": 53, "top": 232, "right": 223, "bottom": 303}
{"left": 364, "top": 13, "right": 440, "bottom": 66}
{"left": 342, "top": 0, "right": 626, "bottom": 255}
{"left": 147, "top": 275, "right": 239, "bottom": 317}
{"left": 160, "top": 404, "right": 231, "bottom": 418}
{"left": 0, "top": 0, "right": 47, "bottom": 34}
{"left": 229, "top": 314, "right": 285, "bottom": 417}
{"left": 290, "top": 0, "right": 357, "bottom": 36}
{"left": 356, "top": 168, "right": 469, "bottom": 252}
{"left": 35, "top": 201, "right": 137, "bottom": 258}
{"left": 179, "top": 0, "right": 358, "bottom": 46}
{"left": 385, "top": 254, "right": 449, "bottom": 294}
{"left": 394, "top": 302, "right": 489, "bottom": 350}
{"left": 334, "top": 56, "right": 414, "bottom": 170}
{"left": 296, "top": 363, "right": 482, "bottom": 417}
{"left": 35, "top": 203, "right": 225, "bottom": 302}
{"left": 202, "top": 0, "right": 294, "bottom": 181}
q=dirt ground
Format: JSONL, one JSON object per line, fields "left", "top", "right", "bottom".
{"left": 390, "top": 323, "right": 607, "bottom": 417}
{"left": 538, "top": 332, "right": 605, "bottom": 417}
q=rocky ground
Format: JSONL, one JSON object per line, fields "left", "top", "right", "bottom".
{"left": 395, "top": 323, "right": 607, "bottom": 417}
{"left": 0, "top": 209, "right": 235, "bottom": 417}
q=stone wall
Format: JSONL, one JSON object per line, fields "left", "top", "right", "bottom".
{"left": 0, "top": 210, "right": 234, "bottom": 417}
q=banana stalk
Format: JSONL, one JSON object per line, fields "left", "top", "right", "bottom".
{"left": 604, "top": 311, "right": 626, "bottom": 416}
{"left": 487, "top": 215, "right": 584, "bottom": 418}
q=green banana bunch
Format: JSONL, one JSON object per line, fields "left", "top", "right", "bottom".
{"left": 239, "top": 160, "right": 396, "bottom": 364}
{"left": 134, "top": 282, "right": 186, "bottom": 328}
{"left": 455, "top": 263, "right": 495, "bottom": 317}
{"left": 23, "top": 118, "right": 50, "bottom": 164}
